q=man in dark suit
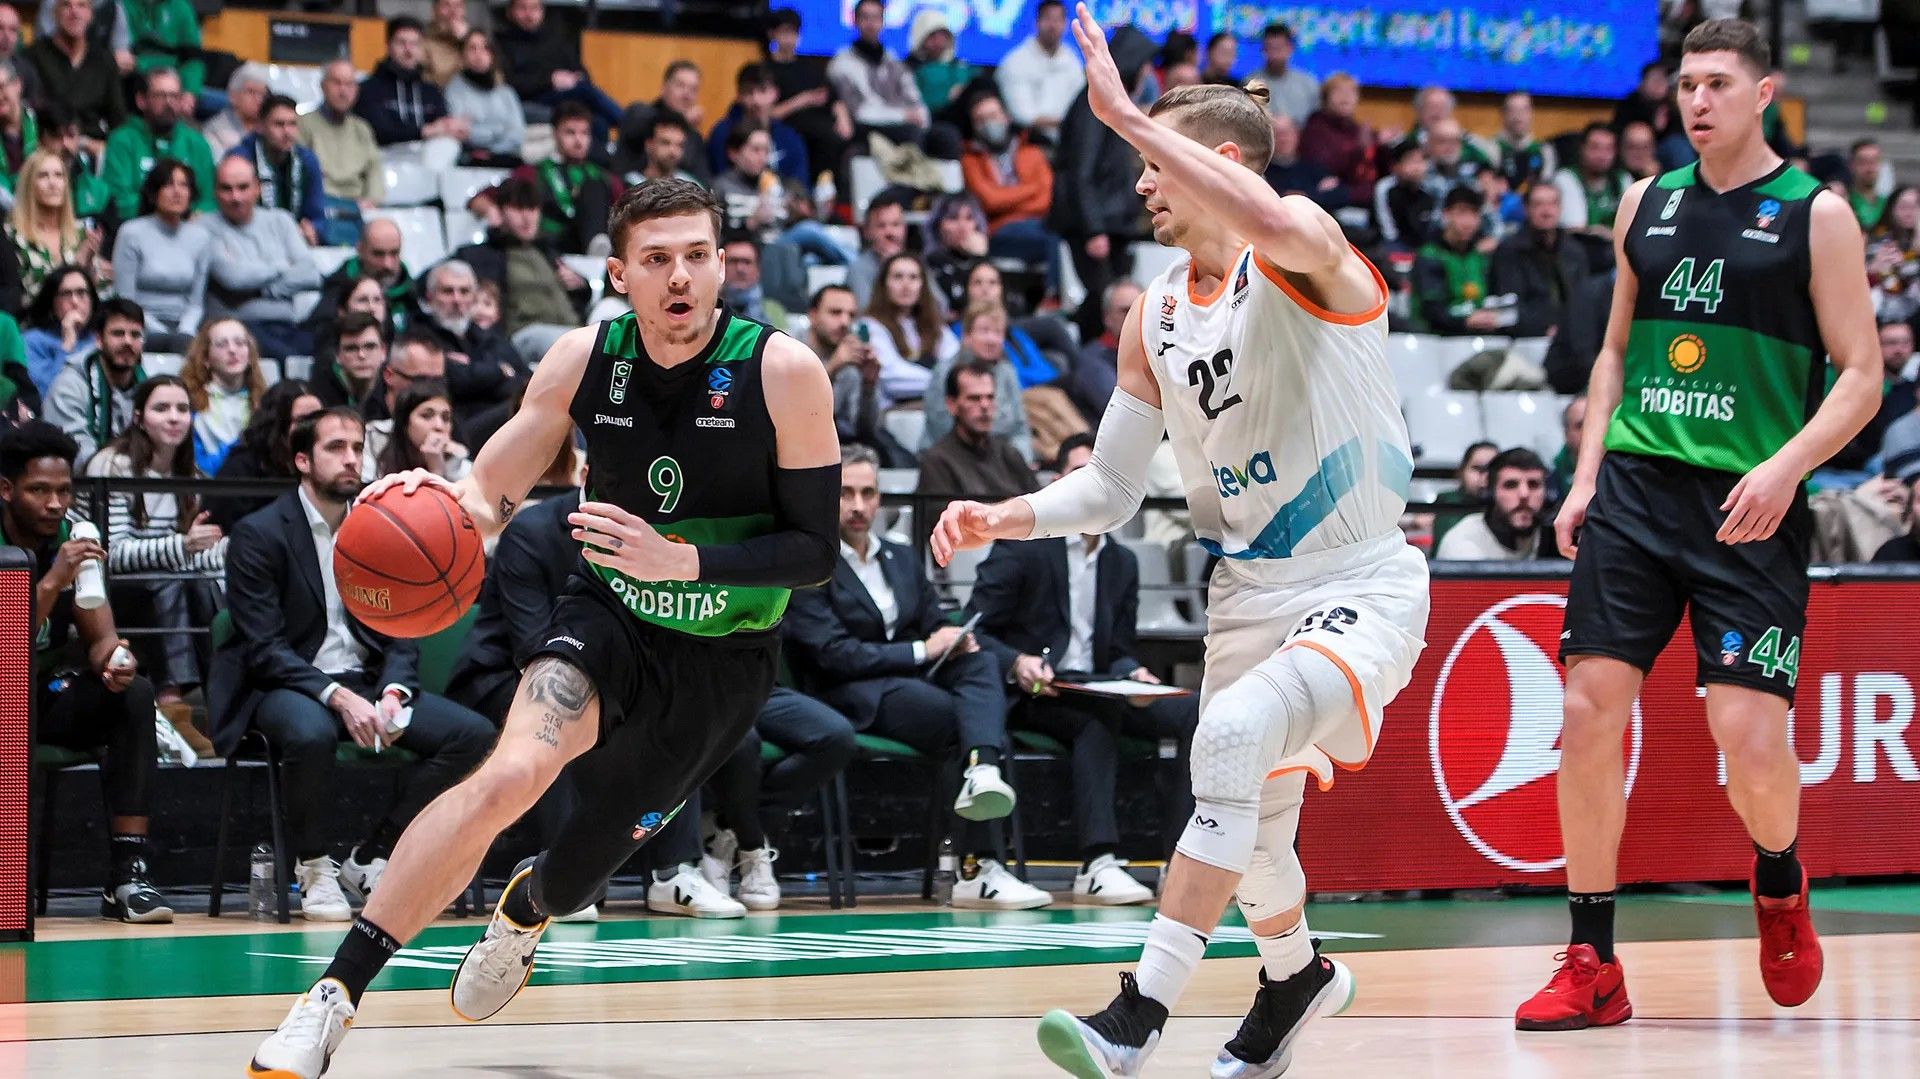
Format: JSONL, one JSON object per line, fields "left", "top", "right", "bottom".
{"left": 968, "top": 433, "right": 1198, "bottom": 905}
{"left": 784, "top": 443, "right": 1050, "bottom": 910}
{"left": 210, "top": 407, "right": 494, "bottom": 923}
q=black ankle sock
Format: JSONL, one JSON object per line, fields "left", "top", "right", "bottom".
{"left": 1568, "top": 891, "right": 1616, "bottom": 963}
{"left": 967, "top": 745, "right": 1001, "bottom": 770}
{"left": 109, "top": 833, "right": 145, "bottom": 877}
{"left": 322, "top": 917, "right": 402, "bottom": 1006}
{"left": 1753, "top": 840, "right": 1802, "bottom": 898}
{"left": 501, "top": 864, "right": 547, "bottom": 926}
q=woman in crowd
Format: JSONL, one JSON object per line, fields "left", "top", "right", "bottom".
{"left": 204, "top": 379, "right": 321, "bottom": 530}
{"left": 180, "top": 318, "right": 267, "bottom": 475}
{"left": 1301, "top": 72, "right": 1379, "bottom": 208}
{"left": 82, "top": 374, "right": 226, "bottom": 754}
{"left": 443, "top": 30, "right": 525, "bottom": 166}
{"left": 923, "top": 192, "right": 991, "bottom": 313}
{"left": 1426, "top": 439, "right": 1498, "bottom": 555}
{"left": 8, "top": 148, "right": 102, "bottom": 300}
{"left": 111, "top": 159, "right": 212, "bottom": 353}
{"left": 952, "top": 258, "right": 1067, "bottom": 389}
{"left": 310, "top": 274, "right": 394, "bottom": 379}
{"left": 1869, "top": 185, "right": 1918, "bottom": 324}
{"left": 20, "top": 265, "right": 98, "bottom": 397}
{"left": 858, "top": 252, "right": 958, "bottom": 408}
{"left": 366, "top": 378, "right": 470, "bottom": 482}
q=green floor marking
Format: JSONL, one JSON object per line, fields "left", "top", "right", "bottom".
{"left": 1658, "top": 882, "right": 1920, "bottom": 917}
{"left": 10, "top": 886, "right": 1917, "bottom": 1006}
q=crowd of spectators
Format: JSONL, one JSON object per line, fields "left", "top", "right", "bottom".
{"left": 6, "top": 0, "right": 1920, "bottom": 924}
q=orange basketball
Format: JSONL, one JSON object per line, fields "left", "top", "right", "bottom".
{"left": 332, "top": 484, "right": 485, "bottom": 638}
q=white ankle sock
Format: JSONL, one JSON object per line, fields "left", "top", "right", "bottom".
{"left": 1136, "top": 913, "right": 1208, "bottom": 1008}
{"left": 1255, "top": 918, "right": 1315, "bottom": 980}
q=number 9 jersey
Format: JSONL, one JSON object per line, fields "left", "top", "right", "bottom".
{"left": 1141, "top": 244, "right": 1414, "bottom": 564}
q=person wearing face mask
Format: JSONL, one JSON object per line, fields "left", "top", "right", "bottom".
{"left": 960, "top": 90, "right": 1059, "bottom": 281}
{"left": 81, "top": 373, "right": 225, "bottom": 754}
{"left": 181, "top": 317, "right": 266, "bottom": 474}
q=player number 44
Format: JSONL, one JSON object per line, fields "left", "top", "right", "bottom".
{"left": 1747, "top": 626, "right": 1801, "bottom": 686}
{"left": 1659, "top": 257, "right": 1725, "bottom": 315}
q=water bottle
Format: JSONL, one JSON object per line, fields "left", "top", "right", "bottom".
{"left": 69, "top": 521, "right": 107, "bottom": 609}
{"left": 932, "top": 835, "right": 958, "bottom": 906}
{"left": 812, "top": 170, "right": 836, "bottom": 220}
{"left": 250, "top": 844, "right": 276, "bottom": 921}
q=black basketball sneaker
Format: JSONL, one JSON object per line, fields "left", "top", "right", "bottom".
{"left": 1036, "top": 971, "right": 1170, "bottom": 1077}
{"left": 1211, "top": 946, "right": 1356, "bottom": 1078}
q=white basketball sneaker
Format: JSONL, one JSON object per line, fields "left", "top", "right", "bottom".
{"left": 248, "top": 978, "right": 355, "bottom": 1078}
{"left": 953, "top": 763, "right": 1016, "bottom": 821}
{"left": 701, "top": 819, "right": 738, "bottom": 895}
{"left": 450, "top": 862, "right": 549, "bottom": 1023}
{"left": 647, "top": 863, "right": 746, "bottom": 918}
{"left": 337, "top": 847, "right": 386, "bottom": 904}
{"left": 737, "top": 847, "right": 781, "bottom": 911}
{"left": 298, "top": 856, "right": 352, "bottom": 922}
{"left": 951, "top": 858, "right": 1052, "bottom": 910}
{"left": 552, "top": 904, "right": 599, "bottom": 924}
{"left": 1073, "top": 854, "right": 1155, "bottom": 906}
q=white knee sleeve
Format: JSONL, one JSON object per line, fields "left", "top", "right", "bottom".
{"left": 1178, "top": 657, "right": 1316, "bottom": 873}
{"left": 1235, "top": 773, "right": 1309, "bottom": 923}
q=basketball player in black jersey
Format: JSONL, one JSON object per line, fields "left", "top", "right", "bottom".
{"left": 250, "top": 180, "right": 842, "bottom": 1079}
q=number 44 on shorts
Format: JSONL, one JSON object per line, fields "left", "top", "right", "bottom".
{"left": 1746, "top": 626, "right": 1801, "bottom": 686}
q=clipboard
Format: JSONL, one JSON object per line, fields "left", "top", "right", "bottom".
{"left": 924, "top": 611, "right": 983, "bottom": 678}
{"left": 1053, "top": 680, "right": 1193, "bottom": 699}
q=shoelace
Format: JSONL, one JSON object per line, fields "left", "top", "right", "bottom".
{"left": 1757, "top": 905, "right": 1803, "bottom": 959}
{"left": 742, "top": 848, "right": 780, "bottom": 881}
{"left": 1541, "top": 950, "right": 1595, "bottom": 994}
{"left": 473, "top": 918, "right": 538, "bottom": 984}
{"left": 1222, "top": 972, "right": 1280, "bottom": 1059}
{"left": 281, "top": 993, "right": 340, "bottom": 1047}
{"left": 1086, "top": 972, "right": 1161, "bottom": 1048}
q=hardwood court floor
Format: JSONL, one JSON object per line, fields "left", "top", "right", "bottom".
{"left": 6, "top": 886, "right": 1919, "bottom": 1076}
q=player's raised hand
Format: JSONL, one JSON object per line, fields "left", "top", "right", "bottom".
{"left": 1069, "top": 3, "right": 1139, "bottom": 131}
{"left": 572, "top": 501, "right": 698, "bottom": 581}
{"left": 1717, "top": 456, "right": 1797, "bottom": 544}
{"left": 929, "top": 500, "right": 997, "bottom": 566}
{"left": 1555, "top": 481, "right": 1593, "bottom": 559}
{"left": 358, "top": 467, "right": 458, "bottom": 504}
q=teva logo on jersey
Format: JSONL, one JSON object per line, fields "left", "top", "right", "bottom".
{"left": 707, "top": 366, "right": 733, "bottom": 410}
{"left": 1213, "top": 451, "right": 1276, "bottom": 498}
{"left": 1660, "top": 189, "right": 1683, "bottom": 220}
{"left": 1429, "top": 595, "right": 1644, "bottom": 872}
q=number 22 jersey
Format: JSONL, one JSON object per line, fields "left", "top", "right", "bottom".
{"left": 1140, "top": 244, "right": 1413, "bottom": 565}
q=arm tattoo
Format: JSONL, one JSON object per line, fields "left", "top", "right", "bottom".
{"left": 523, "top": 657, "right": 596, "bottom": 749}
{"left": 499, "top": 496, "right": 517, "bottom": 524}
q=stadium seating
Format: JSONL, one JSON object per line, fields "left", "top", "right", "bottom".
{"left": 1479, "top": 391, "right": 1569, "bottom": 460}
{"left": 1119, "top": 537, "right": 1197, "bottom": 633}
{"left": 383, "top": 207, "right": 449, "bottom": 271}
{"left": 1403, "top": 386, "right": 1486, "bottom": 467}
{"left": 265, "top": 64, "right": 324, "bottom": 113}
{"left": 881, "top": 408, "right": 926, "bottom": 454}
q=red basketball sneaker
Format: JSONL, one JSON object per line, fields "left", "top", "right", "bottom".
{"left": 1514, "top": 944, "right": 1633, "bottom": 1031}
{"left": 1753, "top": 863, "right": 1823, "bottom": 1007}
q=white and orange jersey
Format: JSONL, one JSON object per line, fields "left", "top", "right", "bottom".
{"left": 1140, "top": 245, "right": 1411, "bottom": 564}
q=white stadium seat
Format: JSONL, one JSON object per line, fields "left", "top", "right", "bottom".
{"left": 1056, "top": 239, "right": 1086, "bottom": 312}
{"left": 807, "top": 264, "right": 848, "bottom": 296}
{"left": 143, "top": 353, "right": 184, "bottom": 377}
{"left": 308, "top": 245, "right": 353, "bottom": 277}
{"left": 443, "top": 207, "right": 486, "bottom": 248}
{"left": 382, "top": 206, "right": 448, "bottom": 271}
{"left": 1479, "top": 391, "right": 1564, "bottom": 459}
{"left": 266, "top": 64, "right": 324, "bottom": 112}
{"left": 1129, "top": 241, "right": 1180, "bottom": 286}
{"left": 882, "top": 408, "right": 925, "bottom": 453}
{"left": 1402, "top": 387, "right": 1486, "bottom": 468}
{"left": 938, "top": 542, "right": 992, "bottom": 607}
{"left": 1120, "top": 537, "right": 1197, "bottom": 633}
{"left": 439, "top": 167, "right": 511, "bottom": 211}
{"left": 1508, "top": 336, "right": 1552, "bottom": 367}
{"left": 1386, "top": 333, "right": 1450, "bottom": 403}
{"left": 380, "top": 159, "right": 437, "bottom": 207}
{"left": 876, "top": 468, "right": 918, "bottom": 494}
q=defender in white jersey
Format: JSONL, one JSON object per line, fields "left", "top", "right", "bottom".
{"left": 932, "top": 8, "right": 1427, "bottom": 1077}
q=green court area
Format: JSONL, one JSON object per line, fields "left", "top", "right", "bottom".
{"left": 13, "top": 883, "right": 1920, "bottom": 1005}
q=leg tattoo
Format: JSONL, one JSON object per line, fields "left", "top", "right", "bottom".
{"left": 524, "top": 658, "right": 595, "bottom": 749}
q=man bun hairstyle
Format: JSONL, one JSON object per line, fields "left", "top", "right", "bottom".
{"left": 1147, "top": 79, "right": 1275, "bottom": 171}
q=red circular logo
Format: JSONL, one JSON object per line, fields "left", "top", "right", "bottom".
{"left": 1429, "top": 595, "right": 1642, "bottom": 873}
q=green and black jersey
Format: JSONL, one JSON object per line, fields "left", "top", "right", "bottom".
{"left": 1605, "top": 161, "right": 1826, "bottom": 476}
{"left": 568, "top": 308, "right": 789, "bottom": 637}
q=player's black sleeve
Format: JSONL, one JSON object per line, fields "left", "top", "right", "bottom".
{"left": 694, "top": 463, "right": 839, "bottom": 588}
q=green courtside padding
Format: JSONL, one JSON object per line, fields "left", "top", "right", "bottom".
{"left": 853, "top": 733, "right": 924, "bottom": 759}
{"left": 415, "top": 606, "right": 479, "bottom": 698}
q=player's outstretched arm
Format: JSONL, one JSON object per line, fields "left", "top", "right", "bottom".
{"left": 931, "top": 295, "right": 1164, "bottom": 565}
{"left": 1068, "top": 3, "right": 1344, "bottom": 278}
{"left": 362, "top": 326, "right": 593, "bottom": 539}
{"left": 1719, "top": 190, "right": 1883, "bottom": 544}
{"left": 1558, "top": 178, "right": 1650, "bottom": 559}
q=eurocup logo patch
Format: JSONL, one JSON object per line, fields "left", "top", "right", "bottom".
{"left": 1429, "top": 595, "right": 1643, "bottom": 872}
{"left": 1721, "top": 630, "right": 1744, "bottom": 667}
{"left": 708, "top": 366, "right": 733, "bottom": 410}
{"left": 632, "top": 811, "right": 665, "bottom": 841}
{"left": 1755, "top": 198, "right": 1780, "bottom": 230}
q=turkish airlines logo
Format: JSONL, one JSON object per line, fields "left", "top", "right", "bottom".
{"left": 1429, "top": 595, "right": 1643, "bottom": 873}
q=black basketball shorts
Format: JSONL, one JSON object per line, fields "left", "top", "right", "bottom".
{"left": 1560, "top": 452, "right": 1811, "bottom": 702}
{"left": 524, "top": 569, "right": 779, "bottom": 821}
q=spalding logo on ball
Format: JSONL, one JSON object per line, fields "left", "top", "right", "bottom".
{"left": 333, "top": 484, "right": 485, "bottom": 637}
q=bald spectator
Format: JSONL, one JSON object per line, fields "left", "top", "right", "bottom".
{"left": 201, "top": 65, "right": 268, "bottom": 160}
{"left": 230, "top": 94, "right": 327, "bottom": 246}
{"left": 1255, "top": 23, "right": 1317, "bottom": 125}
{"left": 25, "top": 0, "right": 126, "bottom": 144}
{"left": 298, "top": 59, "right": 387, "bottom": 225}
{"left": 496, "top": 0, "right": 621, "bottom": 145}
{"left": 202, "top": 157, "right": 319, "bottom": 359}
{"left": 1423, "top": 118, "right": 1488, "bottom": 199}
{"left": 102, "top": 67, "right": 215, "bottom": 222}
{"left": 995, "top": 0, "right": 1082, "bottom": 143}
{"left": 313, "top": 219, "right": 416, "bottom": 340}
